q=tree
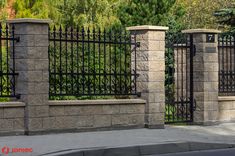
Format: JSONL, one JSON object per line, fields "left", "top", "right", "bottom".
{"left": 12, "top": 0, "right": 121, "bottom": 29}
{"left": 117, "top": 0, "right": 176, "bottom": 27}
{"left": 0, "top": 0, "right": 7, "bottom": 20}
{"left": 55, "top": 0, "right": 121, "bottom": 29}
{"left": 214, "top": 8, "right": 235, "bottom": 31}
{"left": 176, "top": 0, "right": 235, "bottom": 29}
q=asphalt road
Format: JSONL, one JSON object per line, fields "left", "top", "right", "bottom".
{"left": 149, "top": 148, "right": 235, "bottom": 156}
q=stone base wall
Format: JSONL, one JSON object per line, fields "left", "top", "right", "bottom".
{"left": 30, "top": 99, "right": 146, "bottom": 134}
{"left": 218, "top": 96, "right": 235, "bottom": 122}
{"left": 0, "top": 102, "right": 25, "bottom": 135}
{"left": 0, "top": 99, "right": 146, "bottom": 135}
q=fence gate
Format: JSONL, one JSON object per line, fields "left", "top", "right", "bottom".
{"left": 165, "top": 33, "right": 195, "bottom": 123}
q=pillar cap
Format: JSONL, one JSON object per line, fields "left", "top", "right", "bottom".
{"left": 6, "top": 18, "right": 52, "bottom": 24}
{"left": 127, "top": 25, "right": 169, "bottom": 31}
{"left": 182, "top": 29, "right": 221, "bottom": 34}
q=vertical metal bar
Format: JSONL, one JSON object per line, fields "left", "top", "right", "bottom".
{"left": 229, "top": 35, "right": 233, "bottom": 93}
{"left": 98, "top": 29, "right": 101, "bottom": 94}
{"left": 6, "top": 24, "right": 9, "bottom": 95}
{"left": 189, "top": 34, "right": 194, "bottom": 122}
{"left": 233, "top": 34, "right": 235, "bottom": 94}
{"left": 185, "top": 35, "right": 188, "bottom": 121}
{"left": 71, "top": 27, "right": 74, "bottom": 95}
{"left": 226, "top": 36, "right": 229, "bottom": 93}
{"left": 53, "top": 26, "right": 56, "bottom": 96}
{"left": 87, "top": 28, "right": 91, "bottom": 94}
{"left": 93, "top": 28, "right": 96, "bottom": 94}
{"left": 82, "top": 27, "right": 85, "bottom": 94}
{"left": 218, "top": 35, "right": 221, "bottom": 93}
{"left": 104, "top": 29, "right": 107, "bottom": 94}
{"left": 119, "top": 31, "right": 122, "bottom": 94}
{"left": 12, "top": 24, "right": 16, "bottom": 96}
{"left": 109, "top": 30, "right": 112, "bottom": 94}
{"left": 229, "top": 35, "right": 232, "bottom": 93}
{"left": 59, "top": 26, "right": 62, "bottom": 95}
{"left": 129, "top": 33, "right": 132, "bottom": 95}
{"left": 175, "top": 41, "right": 179, "bottom": 122}
{"left": 169, "top": 38, "right": 173, "bottom": 122}
{"left": 76, "top": 26, "right": 79, "bottom": 95}
{"left": 0, "top": 24, "right": 2, "bottom": 96}
{"left": 181, "top": 37, "right": 184, "bottom": 121}
{"left": 124, "top": 30, "right": 127, "bottom": 94}
{"left": 134, "top": 31, "right": 137, "bottom": 95}
{"left": 114, "top": 30, "right": 117, "bottom": 94}
{"left": 222, "top": 36, "right": 224, "bottom": 93}
{"left": 166, "top": 41, "right": 169, "bottom": 122}
{"left": 65, "top": 26, "right": 68, "bottom": 94}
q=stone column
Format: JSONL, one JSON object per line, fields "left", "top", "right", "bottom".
{"left": 7, "top": 19, "right": 51, "bottom": 134}
{"left": 182, "top": 29, "right": 221, "bottom": 125}
{"left": 127, "top": 26, "right": 168, "bottom": 128}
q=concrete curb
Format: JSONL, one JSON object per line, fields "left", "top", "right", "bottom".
{"left": 41, "top": 142, "right": 235, "bottom": 156}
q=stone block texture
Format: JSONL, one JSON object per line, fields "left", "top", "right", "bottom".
{"left": 43, "top": 100, "right": 145, "bottom": 132}
{"left": 9, "top": 19, "right": 50, "bottom": 134}
{"left": 218, "top": 97, "right": 235, "bottom": 122}
{"left": 0, "top": 104, "right": 25, "bottom": 135}
{"left": 191, "top": 33, "right": 219, "bottom": 124}
{"left": 128, "top": 26, "right": 168, "bottom": 128}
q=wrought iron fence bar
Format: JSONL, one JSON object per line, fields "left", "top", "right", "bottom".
{"left": 49, "top": 26, "right": 138, "bottom": 97}
{"left": 82, "top": 27, "right": 85, "bottom": 95}
{"left": 6, "top": 24, "right": 10, "bottom": 95}
{"left": 76, "top": 27, "right": 80, "bottom": 95}
{"left": 0, "top": 25, "right": 2, "bottom": 97}
{"left": 0, "top": 23, "right": 19, "bottom": 98}
{"left": 218, "top": 32, "right": 235, "bottom": 95}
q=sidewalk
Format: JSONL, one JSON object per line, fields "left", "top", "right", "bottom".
{"left": 0, "top": 123, "right": 234, "bottom": 156}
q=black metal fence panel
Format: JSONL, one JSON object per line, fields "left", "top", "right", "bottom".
{"left": 49, "top": 26, "right": 139, "bottom": 98}
{"left": 165, "top": 33, "right": 194, "bottom": 123}
{"left": 218, "top": 32, "right": 235, "bottom": 95}
{"left": 0, "top": 23, "right": 19, "bottom": 99}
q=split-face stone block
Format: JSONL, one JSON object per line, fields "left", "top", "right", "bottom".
{"left": 127, "top": 25, "right": 168, "bottom": 128}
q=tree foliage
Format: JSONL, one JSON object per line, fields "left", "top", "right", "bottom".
{"left": 12, "top": 0, "right": 121, "bottom": 29}
{"left": 0, "top": 0, "right": 7, "bottom": 20}
{"left": 214, "top": 7, "right": 235, "bottom": 31}
{"left": 56, "top": 0, "right": 121, "bottom": 28}
{"left": 117, "top": 0, "right": 176, "bottom": 27}
{"left": 176, "top": 0, "right": 235, "bottom": 29}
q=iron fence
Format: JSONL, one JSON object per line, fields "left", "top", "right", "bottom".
{"left": 0, "top": 23, "right": 19, "bottom": 98}
{"left": 49, "top": 26, "right": 139, "bottom": 98}
{"left": 218, "top": 32, "right": 235, "bottom": 95}
{"left": 165, "top": 32, "right": 195, "bottom": 123}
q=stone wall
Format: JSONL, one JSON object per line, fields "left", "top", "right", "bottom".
{"left": 43, "top": 99, "right": 145, "bottom": 133}
{"left": 0, "top": 102, "right": 25, "bottom": 135}
{"left": 218, "top": 97, "right": 235, "bottom": 122}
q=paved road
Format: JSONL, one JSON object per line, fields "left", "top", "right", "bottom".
{"left": 149, "top": 148, "right": 235, "bottom": 156}
{"left": 0, "top": 123, "right": 234, "bottom": 156}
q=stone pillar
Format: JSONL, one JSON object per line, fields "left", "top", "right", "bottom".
{"left": 182, "top": 29, "right": 221, "bottom": 125}
{"left": 127, "top": 26, "right": 168, "bottom": 128}
{"left": 7, "top": 19, "right": 51, "bottom": 134}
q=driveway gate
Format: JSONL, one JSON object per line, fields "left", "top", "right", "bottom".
{"left": 165, "top": 33, "right": 196, "bottom": 123}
